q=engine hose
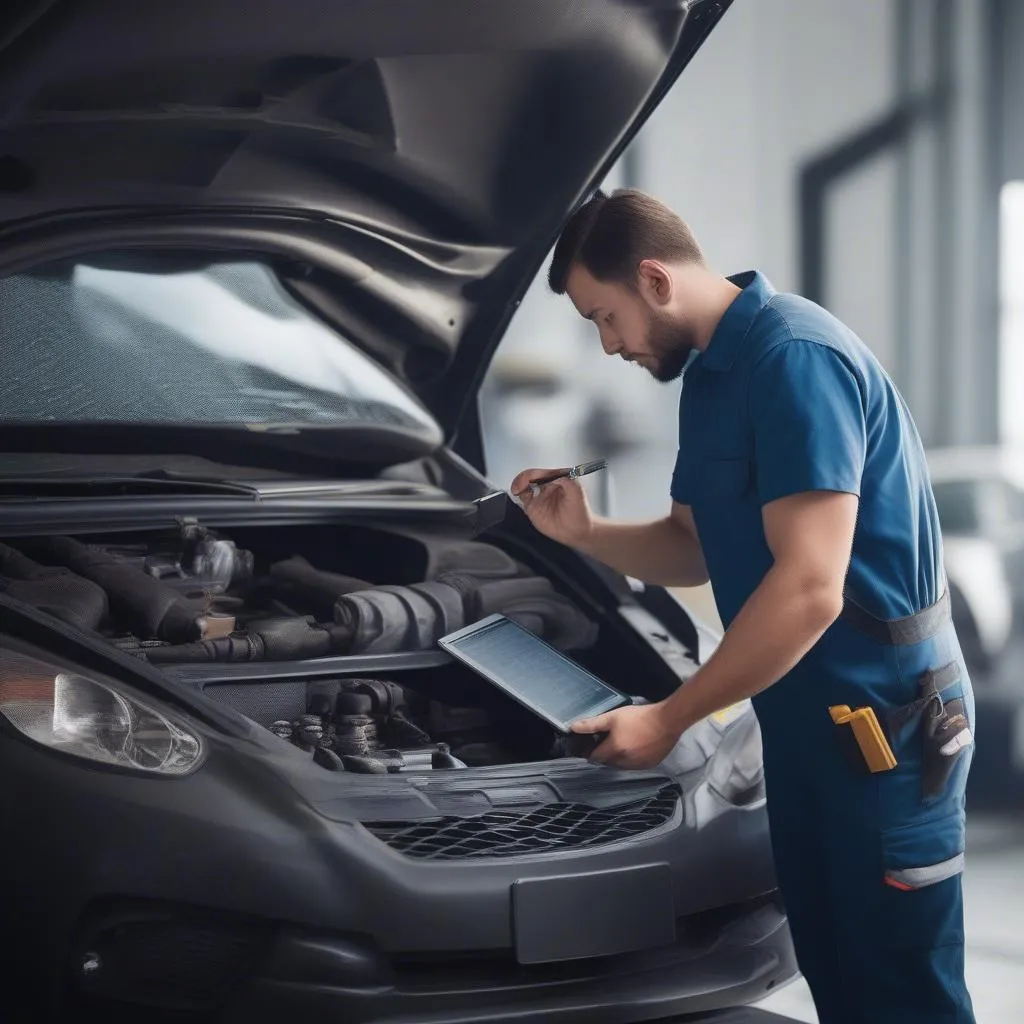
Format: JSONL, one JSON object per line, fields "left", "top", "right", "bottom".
{"left": 145, "top": 634, "right": 266, "bottom": 664}
{"left": 269, "top": 556, "right": 373, "bottom": 620}
{"left": 144, "top": 618, "right": 353, "bottom": 664}
{"left": 33, "top": 536, "right": 201, "bottom": 644}
{"left": 332, "top": 581, "right": 466, "bottom": 654}
{"left": 0, "top": 542, "right": 108, "bottom": 632}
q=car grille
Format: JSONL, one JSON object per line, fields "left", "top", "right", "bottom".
{"left": 71, "top": 903, "right": 274, "bottom": 1012}
{"left": 364, "top": 784, "right": 680, "bottom": 860}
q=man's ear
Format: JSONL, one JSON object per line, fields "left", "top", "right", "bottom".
{"left": 637, "top": 259, "right": 673, "bottom": 308}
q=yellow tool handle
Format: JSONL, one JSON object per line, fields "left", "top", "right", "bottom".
{"left": 829, "top": 704, "right": 898, "bottom": 772}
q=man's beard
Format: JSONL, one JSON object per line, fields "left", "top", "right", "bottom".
{"left": 643, "top": 309, "right": 695, "bottom": 383}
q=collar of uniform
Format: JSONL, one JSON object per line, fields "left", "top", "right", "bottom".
{"left": 700, "top": 270, "right": 776, "bottom": 373}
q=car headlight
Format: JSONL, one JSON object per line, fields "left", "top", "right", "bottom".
{"left": 0, "top": 649, "right": 203, "bottom": 775}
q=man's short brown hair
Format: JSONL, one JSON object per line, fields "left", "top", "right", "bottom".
{"left": 547, "top": 188, "right": 704, "bottom": 295}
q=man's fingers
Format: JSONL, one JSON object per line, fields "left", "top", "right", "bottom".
{"left": 571, "top": 711, "right": 612, "bottom": 734}
{"left": 510, "top": 468, "right": 552, "bottom": 494}
{"left": 530, "top": 478, "right": 572, "bottom": 505}
{"left": 577, "top": 714, "right": 615, "bottom": 763}
{"left": 510, "top": 467, "right": 571, "bottom": 498}
{"left": 512, "top": 480, "right": 571, "bottom": 517}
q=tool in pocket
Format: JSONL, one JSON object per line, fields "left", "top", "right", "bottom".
{"left": 829, "top": 703, "right": 898, "bottom": 773}
{"left": 886, "top": 662, "right": 974, "bottom": 801}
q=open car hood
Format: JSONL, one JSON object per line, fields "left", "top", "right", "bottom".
{"left": 0, "top": 0, "right": 732, "bottom": 460}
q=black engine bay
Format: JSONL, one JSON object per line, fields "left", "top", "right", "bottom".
{"left": 0, "top": 519, "right": 619, "bottom": 773}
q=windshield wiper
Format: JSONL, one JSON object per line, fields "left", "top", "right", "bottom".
{"left": 0, "top": 475, "right": 258, "bottom": 498}
{"left": 0, "top": 471, "right": 453, "bottom": 501}
{"left": 246, "top": 480, "right": 450, "bottom": 498}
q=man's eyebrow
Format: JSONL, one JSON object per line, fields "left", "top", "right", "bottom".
{"left": 584, "top": 308, "right": 600, "bottom": 320}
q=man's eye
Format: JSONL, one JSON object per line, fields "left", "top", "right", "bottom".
{"left": 605, "top": 313, "right": 614, "bottom": 325}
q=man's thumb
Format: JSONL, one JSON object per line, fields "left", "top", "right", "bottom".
{"left": 571, "top": 713, "right": 610, "bottom": 735}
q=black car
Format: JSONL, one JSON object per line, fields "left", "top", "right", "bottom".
{"left": 0, "top": 2, "right": 797, "bottom": 1021}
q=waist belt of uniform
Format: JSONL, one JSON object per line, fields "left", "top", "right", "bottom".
{"left": 839, "top": 588, "right": 950, "bottom": 646}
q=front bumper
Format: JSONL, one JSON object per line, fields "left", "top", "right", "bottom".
{"left": 67, "top": 892, "right": 795, "bottom": 1024}
{"left": 235, "top": 908, "right": 796, "bottom": 1024}
{"left": 3, "top": 692, "right": 792, "bottom": 1022}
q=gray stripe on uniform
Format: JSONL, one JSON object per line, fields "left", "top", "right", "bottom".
{"left": 885, "top": 853, "right": 965, "bottom": 889}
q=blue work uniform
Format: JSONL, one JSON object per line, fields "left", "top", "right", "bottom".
{"left": 671, "top": 271, "right": 976, "bottom": 1024}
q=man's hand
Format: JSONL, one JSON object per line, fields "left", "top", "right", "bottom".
{"left": 509, "top": 470, "right": 707, "bottom": 586}
{"left": 509, "top": 468, "right": 594, "bottom": 546}
{"left": 571, "top": 702, "right": 681, "bottom": 770}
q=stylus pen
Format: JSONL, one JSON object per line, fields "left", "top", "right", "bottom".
{"left": 514, "top": 458, "right": 608, "bottom": 497}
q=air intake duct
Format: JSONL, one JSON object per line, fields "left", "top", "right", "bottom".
{"left": 0, "top": 542, "right": 108, "bottom": 632}
{"left": 145, "top": 616, "right": 353, "bottom": 663}
{"left": 31, "top": 536, "right": 202, "bottom": 644}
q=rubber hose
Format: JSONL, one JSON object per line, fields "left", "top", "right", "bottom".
{"left": 0, "top": 542, "right": 108, "bottom": 632}
{"left": 35, "top": 536, "right": 200, "bottom": 644}
{"left": 269, "top": 556, "right": 373, "bottom": 620}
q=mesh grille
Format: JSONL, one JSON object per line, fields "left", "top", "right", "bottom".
{"left": 364, "top": 784, "right": 680, "bottom": 860}
{"left": 203, "top": 681, "right": 308, "bottom": 726}
{"left": 75, "top": 912, "right": 273, "bottom": 1011}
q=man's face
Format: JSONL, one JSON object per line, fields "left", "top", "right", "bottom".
{"left": 565, "top": 263, "right": 695, "bottom": 383}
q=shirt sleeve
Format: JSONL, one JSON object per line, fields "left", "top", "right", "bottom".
{"left": 669, "top": 448, "right": 690, "bottom": 505}
{"left": 747, "top": 340, "right": 867, "bottom": 506}
{"left": 670, "top": 384, "right": 695, "bottom": 505}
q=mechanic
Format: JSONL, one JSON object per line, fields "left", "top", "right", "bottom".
{"left": 512, "top": 188, "right": 976, "bottom": 1024}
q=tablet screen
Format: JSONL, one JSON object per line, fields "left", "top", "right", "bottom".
{"left": 439, "top": 615, "right": 628, "bottom": 730}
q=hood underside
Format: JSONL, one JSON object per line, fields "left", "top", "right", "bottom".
{"left": 0, "top": 0, "right": 731, "bottom": 449}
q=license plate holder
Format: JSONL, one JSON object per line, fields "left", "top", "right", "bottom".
{"left": 512, "top": 863, "right": 675, "bottom": 964}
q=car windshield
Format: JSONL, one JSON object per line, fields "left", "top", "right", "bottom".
{"left": 0, "top": 259, "right": 441, "bottom": 440}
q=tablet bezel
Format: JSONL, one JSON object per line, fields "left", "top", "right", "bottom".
{"left": 437, "top": 613, "right": 631, "bottom": 733}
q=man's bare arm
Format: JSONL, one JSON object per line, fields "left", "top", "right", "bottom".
{"left": 575, "top": 502, "right": 708, "bottom": 587}
{"left": 511, "top": 464, "right": 708, "bottom": 588}
{"left": 659, "top": 490, "right": 856, "bottom": 732}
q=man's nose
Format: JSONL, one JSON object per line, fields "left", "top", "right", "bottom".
{"left": 600, "top": 332, "right": 622, "bottom": 356}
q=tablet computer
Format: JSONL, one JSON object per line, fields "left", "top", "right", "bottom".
{"left": 438, "top": 613, "right": 631, "bottom": 733}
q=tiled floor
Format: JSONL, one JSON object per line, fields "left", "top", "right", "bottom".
{"left": 754, "top": 813, "right": 1024, "bottom": 1022}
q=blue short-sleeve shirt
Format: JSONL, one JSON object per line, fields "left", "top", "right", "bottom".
{"left": 671, "top": 270, "right": 943, "bottom": 629}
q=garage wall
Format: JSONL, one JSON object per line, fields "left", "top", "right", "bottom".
{"left": 482, "top": 0, "right": 1002, "bottom": 518}
{"left": 642, "top": 0, "right": 897, "bottom": 359}
{"left": 1000, "top": 0, "right": 1024, "bottom": 183}
{"left": 483, "top": 1, "right": 900, "bottom": 520}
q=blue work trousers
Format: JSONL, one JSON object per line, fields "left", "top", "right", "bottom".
{"left": 753, "top": 615, "right": 976, "bottom": 1024}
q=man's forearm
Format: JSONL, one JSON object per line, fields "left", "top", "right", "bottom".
{"left": 574, "top": 516, "right": 708, "bottom": 587}
{"left": 660, "top": 562, "right": 843, "bottom": 732}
